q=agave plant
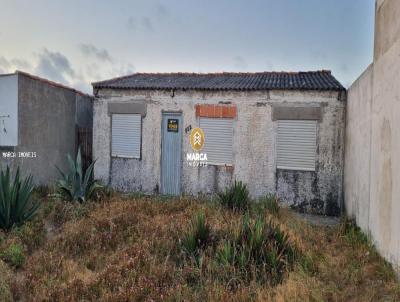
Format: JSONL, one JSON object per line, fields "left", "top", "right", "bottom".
{"left": 56, "top": 148, "right": 101, "bottom": 203}
{"left": 0, "top": 166, "right": 40, "bottom": 231}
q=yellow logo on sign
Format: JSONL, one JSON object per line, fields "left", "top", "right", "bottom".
{"left": 190, "top": 127, "right": 205, "bottom": 151}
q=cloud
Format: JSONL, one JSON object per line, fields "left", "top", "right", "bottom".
{"left": 127, "top": 16, "right": 137, "bottom": 30}
{"left": 34, "top": 48, "right": 75, "bottom": 84}
{"left": 10, "top": 58, "right": 32, "bottom": 70}
{"left": 79, "top": 43, "right": 113, "bottom": 62}
{"left": 127, "top": 16, "right": 154, "bottom": 32}
{"left": 156, "top": 3, "right": 169, "bottom": 19}
{"left": 233, "top": 56, "right": 248, "bottom": 70}
{"left": 0, "top": 56, "right": 11, "bottom": 71}
{"left": 0, "top": 56, "right": 32, "bottom": 73}
{"left": 0, "top": 49, "right": 134, "bottom": 94}
{"left": 141, "top": 17, "right": 153, "bottom": 31}
{"left": 112, "top": 63, "right": 135, "bottom": 76}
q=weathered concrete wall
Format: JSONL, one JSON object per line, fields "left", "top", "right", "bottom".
{"left": 344, "top": 65, "right": 373, "bottom": 232}
{"left": 0, "top": 74, "right": 82, "bottom": 185}
{"left": 277, "top": 98, "right": 346, "bottom": 216}
{"left": 345, "top": 0, "right": 400, "bottom": 273}
{"left": 374, "top": 0, "right": 400, "bottom": 62}
{"left": 93, "top": 88, "right": 345, "bottom": 215}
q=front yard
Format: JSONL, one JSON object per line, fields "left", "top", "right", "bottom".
{"left": 0, "top": 190, "right": 399, "bottom": 301}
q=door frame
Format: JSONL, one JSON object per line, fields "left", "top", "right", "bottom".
{"left": 160, "top": 111, "right": 183, "bottom": 195}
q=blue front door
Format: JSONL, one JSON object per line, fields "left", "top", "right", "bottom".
{"left": 161, "top": 112, "right": 182, "bottom": 195}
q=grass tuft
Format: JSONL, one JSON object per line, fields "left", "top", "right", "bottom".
{"left": 217, "top": 180, "right": 250, "bottom": 212}
{"left": 0, "top": 242, "right": 25, "bottom": 268}
{"left": 181, "top": 211, "right": 211, "bottom": 264}
{"left": 257, "top": 194, "right": 280, "bottom": 217}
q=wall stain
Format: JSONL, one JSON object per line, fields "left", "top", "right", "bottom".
{"left": 379, "top": 118, "right": 392, "bottom": 248}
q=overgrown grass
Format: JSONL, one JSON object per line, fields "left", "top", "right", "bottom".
{"left": 255, "top": 194, "right": 280, "bottom": 217}
{"left": 0, "top": 193, "right": 398, "bottom": 301}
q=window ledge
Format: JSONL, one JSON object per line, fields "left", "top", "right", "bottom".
{"left": 277, "top": 166, "right": 315, "bottom": 172}
{"left": 111, "top": 155, "right": 141, "bottom": 160}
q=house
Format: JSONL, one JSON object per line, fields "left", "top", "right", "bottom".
{"left": 92, "top": 71, "right": 346, "bottom": 215}
{"left": 0, "top": 71, "right": 93, "bottom": 185}
{"left": 345, "top": 0, "right": 400, "bottom": 273}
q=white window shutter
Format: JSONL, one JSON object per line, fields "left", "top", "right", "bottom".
{"left": 200, "top": 118, "right": 233, "bottom": 165}
{"left": 277, "top": 120, "right": 317, "bottom": 171}
{"left": 112, "top": 114, "right": 141, "bottom": 158}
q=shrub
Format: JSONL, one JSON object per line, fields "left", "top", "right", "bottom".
{"left": 1, "top": 242, "right": 25, "bottom": 268}
{"left": 49, "top": 200, "right": 93, "bottom": 228}
{"left": 217, "top": 180, "right": 250, "bottom": 212}
{"left": 217, "top": 213, "right": 296, "bottom": 284}
{"left": 11, "top": 220, "right": 46, "bottom": 252}
{"left": 0, "top": 166, "right": 40, "bottom": 231}
{"left": 181, "top": 211, "right": 211, "bottom": 259}
{"left": 56, "top": 147, "right": 101, "bottom": 203}
{"left": 258, "top": 194, "right": 280, "bottom": 217}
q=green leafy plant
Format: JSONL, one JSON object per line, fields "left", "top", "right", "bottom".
{"left": 216, "top": 240, "right": 236, "bottom": 266}
{"left": 181, "top": 211, "right": 211, "bottom": 258}
{"left": 56, "top": 148, "right": 101, "bottom": 203}
{"left": 258, "top": 194, "right": 280, "bottom": 217}
{"left": 0, "top": 166, "right": 40, "bottom": 231}
{"left": 217, "top": 180, "right": 250, "bottom": 212}
{"left": 217, "top": 213, "right": 296, "bottom": 284}
{"left": 339, "top": 218, "right": 369, "bottom": 246}
{"left": 1, "top": 242, "right": 25, "bottom": 268}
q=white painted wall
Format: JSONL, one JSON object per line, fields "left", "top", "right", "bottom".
{"left": 345, "top": 0, "right": 400, "bottom": 274}
{"left": 0, "top": 74, "right": 18, "bottom": 146}
{"left": 345, "top": 65, "right": 373, "bottom": 232}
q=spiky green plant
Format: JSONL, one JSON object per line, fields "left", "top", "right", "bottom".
{"left": 0, "top": 166, "right": 39, "bottom": 231}
{"left": 216, "top": 240, "right": 236, "bottom": 266}
{"left": 217, "top": 213, "right": 296, "bottom": 284}
{"left": 258, "top": 194, "right": 280, "bottom": 217}
{"left": 217, "top": 180, "right": 250, "bottom": 212}
{"left": 181, "top": 211, "right": 211, "bottom": 258}
{"left": 56, "top": 148, "right": 101, "bottom": 203}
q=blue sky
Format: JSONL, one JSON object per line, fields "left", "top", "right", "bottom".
{"left": 0, "top": 0, "right": 375, "bottom": 92}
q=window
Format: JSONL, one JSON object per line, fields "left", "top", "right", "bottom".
{"left": 111, "top": 114, "right": 141, "bottom": 158}
{"left": 277, "top": 120, "right": 317, "bottom": 171}
{"left": 199, "top": 117, "right": 233, "bottom": 165}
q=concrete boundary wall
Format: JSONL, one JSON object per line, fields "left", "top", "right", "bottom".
{"left": 345, "top": 0, "right": 400, "bottom": 274}
{"left": 345, "top": 65, "right": 373, "bottom": 232}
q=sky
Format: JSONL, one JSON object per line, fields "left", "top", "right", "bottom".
{"left": 0, "top": 0, "right": 375, "bottom": 93}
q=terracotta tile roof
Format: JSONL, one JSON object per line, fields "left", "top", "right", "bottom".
{"left": 92, "top": 71, "right": 345, "bottom": 91}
